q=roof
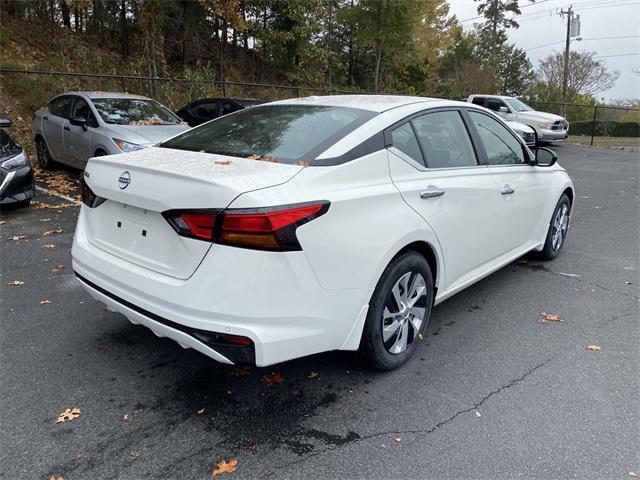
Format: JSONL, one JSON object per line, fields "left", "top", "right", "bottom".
{"left": 60, "top": 91, "right": 152, "bottom": 100}
{"left": 269, "top": 94, "right": 441, "bottom": 113}
{"left": 469, "top": 94, "right": 515, "bottom": 100}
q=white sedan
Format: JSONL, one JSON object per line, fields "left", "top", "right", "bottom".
{"left": 72, "top": 95, "right": 574, "bottom": 371}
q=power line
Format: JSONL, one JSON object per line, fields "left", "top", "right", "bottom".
{"left": 525, "top": 34, "right": 640, "bottom": 51}
{"left": 596, "top": 52, "right": 640, "bottom": 58}
{"left": 460, "top": 0, "right": 551, "bottom": 23}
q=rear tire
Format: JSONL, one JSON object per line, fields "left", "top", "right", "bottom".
{"left": 537, "top": 194, "right": 571, "bottom": 260}
{"left": 35, "top": 137, "right": 55, "bottom": 170}
{"left": 359, "top": 251, "right": 434, "bottom": 371}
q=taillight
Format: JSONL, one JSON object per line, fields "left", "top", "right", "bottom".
{"left": 162, "top": 201, "right": 329, "bottom": 251}
{"left": 80, "top": 175, "right": 105, "bottom": 208}
{"left": 163, "top": 210, "right": 218, "bottom": 241}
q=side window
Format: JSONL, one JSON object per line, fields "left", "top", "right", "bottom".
{"left": 486, "top": 98, "right": 507, "bottom": 112}
{"left": 48, "top": 97, "right": 73, "bottom": 118}
{"left": 71, "top": 98, "right": 98, "bottom": 127}
{"left": 191, "top": 101, "right": 219, "bottom": 120}
{"left": 390, "top": 123, "right": 424, "bottom": 165}
{"left": 468, "top": 111, "right": 526, "bottom": 165}
{"left": 412, "top": 111, "right": 477, "bottom": 168}
{"left": 471, "top": 97, "right": 485, "bottom": 107}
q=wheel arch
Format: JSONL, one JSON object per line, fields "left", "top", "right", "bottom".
{"left": 391, "top": 240, "right": 440, "bottom": 296}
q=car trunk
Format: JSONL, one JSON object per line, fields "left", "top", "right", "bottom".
{"left": 82, "top": 147, "right": 303, "bottom": 279}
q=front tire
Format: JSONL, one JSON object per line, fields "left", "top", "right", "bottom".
{"left": 538, "top": 194, "right": 571, "bottom": 260}
{"left": 359, "top": 251, "right": 434, "bottom": 371}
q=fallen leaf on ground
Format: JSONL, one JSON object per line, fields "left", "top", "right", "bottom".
{"left": 7, "top": 280, "right": 24, "bottom": 286}
{"left": 539, "top": 312, "right": 561, "bottom": 323}
{"left": 307, "top": 371, "right": 320, "bottom": 380}
{"left": 215, "top": 160, "right": 232, "bottom": 165}
{"left": 197, "top": 408, "right": 205, "bottom": 415}
{"left": 43, "top": 244, "right": 56, "bottom": 249}
{"left": 628, "top": 471, "right": 638, "bottom": 477}
{"left": 212, "top": 458, "right": 237, "bottom": 476}
{"left": 40, "top": 218, "right": 52, "bottom": 222}
{"left": 8, "top": 235, "right": 26, "bottom": 241}
{"left": 123, "top": 414, "right": 129, "bottom": 421}
{"left": 394, "top": 437, "right": 401, "bottom": 443}
{"left": 0, "top": 220, "right": 5, "bottom": 225}
{"left": 40, "top": 299, "right": 53, "bottom": 305}
{"left": 261, "top": 371, "right": 285, "bottom": 385}
{"left": 230, "top": 367, "right": 251, "bottom": 377}
{"left": 587, "top": 344, "right": 602, "bottom": 351}
{"left": 418, "top": 333, "right": 425, "bottom": 342}
{"left": 56, "top": 407, "right": 81, "bottom": 423}
{"left": 475, "top": 410, "right": 482, "bottom": 417}
{"left": 42, "top": 229, "right": 63, "bottom": 237}
{"left": 249, "top": 444, "right": 257, "bottom": 454}
{"left": 291, "top": 387, "right": 301, "bottom": 396}
{"left": 48, "top": 476, "right": 64, "bottom": 480}
{"left": 52, "top": 265, "right": 65, "bottom": 272}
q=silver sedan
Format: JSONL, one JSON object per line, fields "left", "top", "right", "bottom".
{"left": 32, "top": 92, "right": 191, "bottom": 169}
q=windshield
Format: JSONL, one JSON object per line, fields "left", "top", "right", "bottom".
{"left": 92, "top": 98, "right": 181, "bottom": 125}
{"left": 160, "top": 105, "right": 375, "bottom": 164}
{"left": 505, "top": 98, "right": 533, "bottom": 112}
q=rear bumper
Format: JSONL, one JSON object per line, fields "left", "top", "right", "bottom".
{"left": 72, "top": 207, "right": 371, "bottom": 366}
{"left": 0, "top": 165, "right": 34, "bottom": 204}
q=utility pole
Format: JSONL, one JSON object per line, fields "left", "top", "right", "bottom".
{"left": 561, "top": 5, "right": 573, "bottom": 114}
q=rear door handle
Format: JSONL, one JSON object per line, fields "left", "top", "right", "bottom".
{"left": 420, "top": 188, "right": 445, "bottom": 199}
{"left": 64, "top": 126, "right": 70, "bottom": 131}
{"left": 500, "top": 184, "right": 515, "bottom": 195}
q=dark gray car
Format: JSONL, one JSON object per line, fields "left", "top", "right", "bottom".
{"left": 32, "top": 92, "right": 191, "bottom": 169}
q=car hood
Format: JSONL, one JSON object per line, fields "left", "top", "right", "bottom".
{"left": 505, "top": 120, "right": 534, "bottom": 133}
{"left": 515, "top": 111, "right": 566, "bottom": 124}
{"left": 104, "top": 124, "right": 191, "bottom": 147}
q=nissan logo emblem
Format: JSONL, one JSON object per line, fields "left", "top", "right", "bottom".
{"left": 118, "top": 171, "right": 131, "bottom": 189}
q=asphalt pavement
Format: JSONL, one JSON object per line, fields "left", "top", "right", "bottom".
{"left": 1, "top": 144, "right": 638, "bottom": 479}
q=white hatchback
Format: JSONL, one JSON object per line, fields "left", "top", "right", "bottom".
{"left": 72, "top": 95, "right": 574, "bottom": 371}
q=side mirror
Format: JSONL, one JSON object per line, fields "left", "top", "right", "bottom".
{"left": 535, "top": 147, "right": 558, "bottom": 167}
{"left": 499, "top": 106, "right": 510, "bottom": 114}
{"left": 70, "top": 116, "right": 88, "bottom": 131}
{"left": 0, "top": 117, "right": 11, "bottom": 128}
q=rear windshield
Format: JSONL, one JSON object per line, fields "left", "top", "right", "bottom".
{"left": 160, "top": 105, "right": 375, "bottom": 164}
{"left": 92, "top": 98, "right": 181, "bottom": 125}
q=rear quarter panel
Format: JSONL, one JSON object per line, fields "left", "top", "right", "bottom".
{"left": 228, "top": 150, "right": 444, "bottom": 291}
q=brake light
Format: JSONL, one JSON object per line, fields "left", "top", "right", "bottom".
{"left": 163, "top": 210, "right": 218, "bottom": 241}
{"left": 162, "top": 201, "right": 329, "bottom": 251}
{"left": 80, "top": 175, "right": 105, "bottom": 208}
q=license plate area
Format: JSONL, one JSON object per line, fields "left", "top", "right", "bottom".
{"left": 84, "top": 200, "right": 212, "bottom": 279}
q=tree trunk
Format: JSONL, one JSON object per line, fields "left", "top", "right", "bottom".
{"left": 74, "top": 6, "right": 80, "bottom": 32}
{"left": 373, "top": 0, "right": 387, "bottom": 93}
{"left": 120, "top": 0, "right": 128, "bottom": 61}
{"left": 60, "top": 0, "right": 71, "bottom": 28}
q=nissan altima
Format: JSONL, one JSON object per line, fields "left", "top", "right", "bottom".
{"left": 72, "top": 95, "right": 574, "bottom": 371}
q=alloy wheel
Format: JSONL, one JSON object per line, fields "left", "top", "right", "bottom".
{"left": 382, "top": 271, "right": 427, "bottom": 355}
{"left": 551, "top": 203, "right": 569, "bottom": 251}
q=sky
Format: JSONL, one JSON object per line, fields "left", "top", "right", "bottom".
{"left": 447, "top": 0, "right": 640, "bottom": 101}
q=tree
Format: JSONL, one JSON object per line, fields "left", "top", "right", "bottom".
{"left": 474, "top": 0, "right": 530, "bottom": 70}
{"left": 496, "top": 44, "right": 532, "bottom": 95}
{"left": 537, "top": 50, "right": 620, "bottom": 113}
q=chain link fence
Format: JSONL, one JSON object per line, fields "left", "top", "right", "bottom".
{"left": 2, "top": 68, "right": 639, "bottom": 149}
{"left": 526, "top": 100, "right": 640, "bottom": 148}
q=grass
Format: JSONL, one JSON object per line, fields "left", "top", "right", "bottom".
{"left": 567, "top": 135, "right": 640, "bottom": 148}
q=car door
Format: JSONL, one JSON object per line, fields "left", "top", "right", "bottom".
{"left": 42, "top": 96, "right": 73, "bottom": 161}
{"left": 466, "top": 110, "right": 549, "bottom": 253}
{"left": 65, "top": 96, "right": 98, "bottom": 167}
{"left": 387, "top": 109, "right": 504, "bottom": 291}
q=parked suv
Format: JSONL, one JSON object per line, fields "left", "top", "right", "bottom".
{"left": 32, "top": 92, "right": 191, "bottom": 170}
{"left": 467, "top": 95, "right": 569, "bottom": 145}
